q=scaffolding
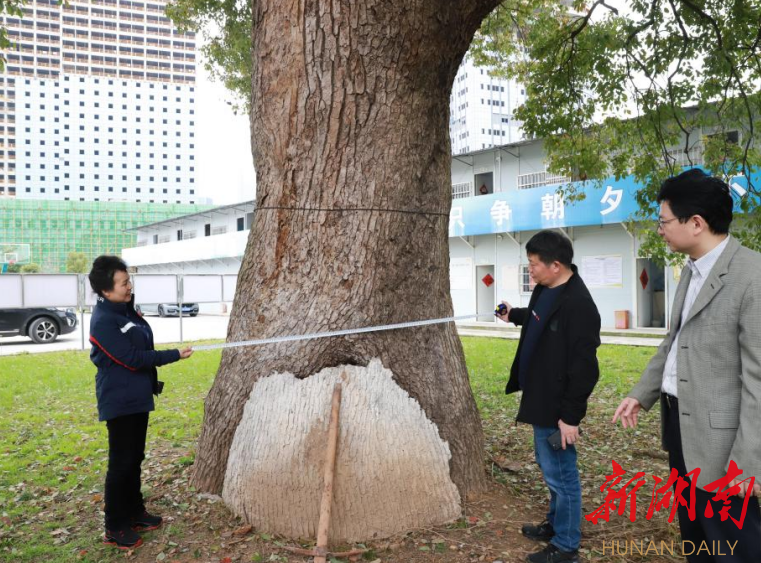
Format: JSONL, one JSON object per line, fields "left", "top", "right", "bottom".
{"left": 0, "top": 199, "right": 214, "bottom": 272}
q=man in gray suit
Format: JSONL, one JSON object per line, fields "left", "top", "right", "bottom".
{"left": 613, "top": 169, "right": 761, "bottom": 562}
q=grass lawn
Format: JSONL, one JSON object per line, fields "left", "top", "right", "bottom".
{"left": 0, "top": 338, "right": 678, "bottom": 563}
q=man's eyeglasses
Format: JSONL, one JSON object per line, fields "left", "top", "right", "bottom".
{"left": 656, "top": 217, "right": 679, "bottom": 229}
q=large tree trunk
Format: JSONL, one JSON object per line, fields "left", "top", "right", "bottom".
{"left": 192, "top": 0, "right": 501, "bottom": 541}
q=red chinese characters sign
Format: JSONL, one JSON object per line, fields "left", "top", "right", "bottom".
{"left": 586, "top": 460, "right": 755, "bottom": 530}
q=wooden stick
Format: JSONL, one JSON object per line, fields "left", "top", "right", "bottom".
{"left": 281, "top": 546, "right": 366, "bottom": 558}
{"left": 281, "top": 380, "right": 368, "bottom": 561}
{"left": 314, "top": 381, "right": 343, "bottom": 563}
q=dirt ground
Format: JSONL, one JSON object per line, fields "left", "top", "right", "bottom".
{"left": 85, "top": 443, "right": 682, "bottom": 563}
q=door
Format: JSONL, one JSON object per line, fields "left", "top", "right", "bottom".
{"left": 0, "top": 309, "right": 24, "bottom": 336}
{"left": 636, "top": 259, "right": 666, "bottom": 328}
{"left": 476, "top": 265, "right": 496, "bottom": 323}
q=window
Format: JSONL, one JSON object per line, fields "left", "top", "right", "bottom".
{"left": 204, "top": 223, "right": 211, "bottom": 237}
{"left": 237, "top": 217, "right": 245, "bottom": 232}
{"left": 176, "top": 229, "right": 182, "bottom": 241}
{"left": 520, "top": 265, "right": 537, "bottom": 294}
{"left": 707, "top": 130, "right": 740, "bottom": 145}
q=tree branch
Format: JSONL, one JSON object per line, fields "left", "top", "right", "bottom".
{"left": 665, "top": 0, "right": 694, "bottom": 166}
{"left": 679, "top": 0, "right": 755, "bottom": 174}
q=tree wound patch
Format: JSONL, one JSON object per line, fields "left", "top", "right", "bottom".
{"left": 222, "top": 358, "right": 462, "bottom": 542}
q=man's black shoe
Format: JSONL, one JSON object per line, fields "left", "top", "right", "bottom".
{"left": 131, "top": 510, "right": 163, "bottom": 532}
{"left": 103, "top": 526, "right": 143, "bottom": 550}
{"left": 521, "top": 520, "right": 555, "bottom": 541}
{"left": 526, "top": 543, "right": 579, "bottom": 563}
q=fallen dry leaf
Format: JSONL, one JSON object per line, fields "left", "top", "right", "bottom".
{"left": 233, "top": 525, "right": 252, "bottom": 536}
{"left": 492, "top": 456, "right": 522, "bottom": 472}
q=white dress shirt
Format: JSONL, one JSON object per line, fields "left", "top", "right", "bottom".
{"left": 661, "top": 236, "right": 730, "bottom": 396}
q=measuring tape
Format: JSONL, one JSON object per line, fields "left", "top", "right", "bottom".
{"left": 192, "top": 313, "right": 493, "bottom": 351}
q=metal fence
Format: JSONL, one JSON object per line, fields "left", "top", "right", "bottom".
{"left": 0, "top": 273, "right": 237, "bottom": 349}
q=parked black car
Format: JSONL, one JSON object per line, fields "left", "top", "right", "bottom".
{"left": 0, "top": 308, "right": 78, "bottom": 344}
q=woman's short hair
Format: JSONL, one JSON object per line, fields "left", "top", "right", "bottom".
{"left": 89, "top": 255, "right": 128, "bottom": 297}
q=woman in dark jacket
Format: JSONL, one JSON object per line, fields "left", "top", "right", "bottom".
{"left": 88, "top": 255, "right": 193, "bottom": 550}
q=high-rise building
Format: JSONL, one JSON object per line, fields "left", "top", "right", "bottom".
{"left": 450, "top": 0, "right": 587, "bottom": 157}
{"left": 0, "top": 0, "right": 197, "bottom": 203}
{"left": 449, "top": 55, "right": 526, "bottom": 156}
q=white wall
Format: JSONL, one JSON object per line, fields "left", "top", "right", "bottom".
{"left": 135, "top": 202, "right": 254, "bottom": 245}
{"left": 134, "top": 256, "right": 242, "bottom": 275}
{"left": 450, "top": 139, "right": 550, "bottom": 196}
{"left": 125, "top": 229, "right": 248, "bottom": 266}
{"left": 571, "top": 225, "right": 636, "bottom": 327}
{"left": 449, "top": 225, "right": 674, "bottom": 329}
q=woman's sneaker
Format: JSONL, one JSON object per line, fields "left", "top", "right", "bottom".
{"left": 103, "top": 526, "right": 143, "bottom": 550}
{"left": 131, "top": 510, "right": 163, "bottom": 532}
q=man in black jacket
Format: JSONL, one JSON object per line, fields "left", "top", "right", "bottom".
{"left": 497, "top": 230, "right": 601, "bottom": 563}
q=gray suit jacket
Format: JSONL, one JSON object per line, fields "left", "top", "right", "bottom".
{"left": 629, "top": 236, "right": 761, "bottom": 489}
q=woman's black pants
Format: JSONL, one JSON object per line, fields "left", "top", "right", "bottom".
{"left": 104, "top": 412, "right": 149, "bottom": 530}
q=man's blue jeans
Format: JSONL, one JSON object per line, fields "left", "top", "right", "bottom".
{"left": 533, "top": 425, "right": 582, "bottom": 552}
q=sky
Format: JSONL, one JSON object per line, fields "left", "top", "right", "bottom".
{"left": 194, "top": 62, "right": 257, "bottom": 205}
{"left": 188, "top": 0, "right": 631, "bottom": 207}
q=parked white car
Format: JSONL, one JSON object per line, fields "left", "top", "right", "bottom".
{"left": 136, "top": 303, "right": 199, "bottom": 317}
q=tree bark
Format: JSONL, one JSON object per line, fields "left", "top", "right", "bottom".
{"left": 192, "top": 0, "right": 501, "bottom": 534}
